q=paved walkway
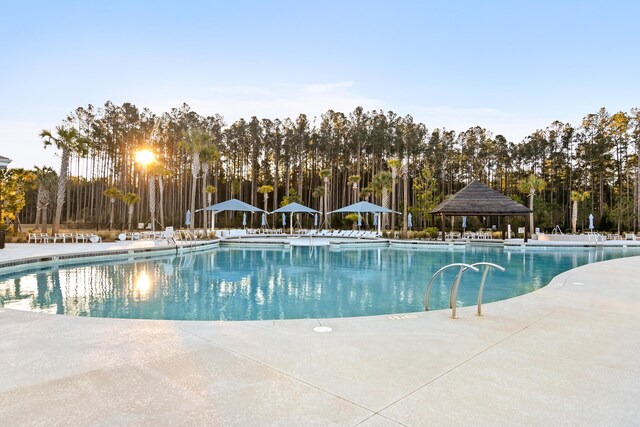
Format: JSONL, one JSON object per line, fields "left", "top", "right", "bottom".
{"left": 0, "top": 244, "right": 639, "bottom": 425}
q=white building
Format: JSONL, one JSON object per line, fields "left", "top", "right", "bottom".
{"left": 0, "top": 155, "right": 11, "bottom": 170}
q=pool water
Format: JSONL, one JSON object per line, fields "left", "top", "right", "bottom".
{"left": 1, "top": 246, "right": 639, "bottom": 320}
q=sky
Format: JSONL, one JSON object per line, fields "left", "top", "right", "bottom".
{"left": 1, "top": 0, "right": 639, "bottom": 169}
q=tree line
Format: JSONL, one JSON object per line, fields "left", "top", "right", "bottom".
{"left": 8, "top": 102, "right": 640, "bottom": 235}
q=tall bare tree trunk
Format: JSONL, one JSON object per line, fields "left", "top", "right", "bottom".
{"left": 391, "top": 170, "right": 397, "bottom": 231}
{"left": 128, "top": 205, "right": 134, "bottom": 231}
{"left": 40, "top": 202, "right": 48, "bottom": 233}
{"left": 403, "top": 163, "right": 408, "bottom": 235}
{"left": 158, "top": 175, "right": 165, "bottom": 229}
{"left": 529, "top": 192, "right": 534, "bottom": 233}
{"left": 148, "top": 175, "right": 156, "bottom": 231}
{"left": 201, "top": 164, "right": 209, "bottom": 231}
{"left": 109, "top": 198, "right": 115, "bottom": 231}
{"left": 189, "top": 155, "right": 200, "bottom": 232}
{"left": 53, "top": 148, "right": 70, "bottom": 234}
{"left": 382, "top": 188, "right": 389, "bottom": 229}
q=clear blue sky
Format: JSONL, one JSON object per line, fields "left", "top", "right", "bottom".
{"left": 1, "top": 0, "right": 638, "bottom": 168}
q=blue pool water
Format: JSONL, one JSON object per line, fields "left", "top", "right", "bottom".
{"left": 1, "top": 245, "right": 639, "bottom": 320}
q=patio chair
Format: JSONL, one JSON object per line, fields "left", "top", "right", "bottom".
{"left": 40, "top": 233, "right": 54, "bottom": 243}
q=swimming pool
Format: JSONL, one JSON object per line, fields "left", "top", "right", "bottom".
{"left": 1, "top": 245, "right": 639, "bottom": 320}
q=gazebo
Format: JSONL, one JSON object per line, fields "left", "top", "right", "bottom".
{"left": 429, "top": 181, "right": 532, "bottom": 242}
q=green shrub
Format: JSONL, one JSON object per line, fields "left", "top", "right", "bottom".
{"left": 425, "top": 227, "right": 439, "bottom": 239}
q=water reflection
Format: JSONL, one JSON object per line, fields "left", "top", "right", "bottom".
{"left": 0, "top": 246, "right": 638, "bottom": 321}
{"left": 134, "top": 271, "right": 152, "bottom": 299}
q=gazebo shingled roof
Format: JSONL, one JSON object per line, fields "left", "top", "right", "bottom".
{"left": 430, "top": 181, "right": 531, "bottom": 216}
{"left": 430, "top": 181, "right": 532, "bottom": 241}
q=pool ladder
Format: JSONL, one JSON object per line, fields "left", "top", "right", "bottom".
{"left": 588, "top": 233, "right": 605, "bottom": 247}
{"left": 424, "top": 262, "right": 506, "bottom": 318}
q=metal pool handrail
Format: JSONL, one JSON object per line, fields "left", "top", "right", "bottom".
{"left": 424, "top": 263, "right": 479, "bottom": 317}
{"left": 425, "top": 262, "right": 506, "bottom": 318}
{"left": 468, "top": 262, "right": 506, "bottom": 316}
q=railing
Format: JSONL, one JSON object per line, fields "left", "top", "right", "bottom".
{"left": 424, "top": 263, "right": 479, "bottom": 319}
{"left": 588, "top": 232, "right": 605, "bottom": 247}
{"left": 470, "top": 262, "right": 506, "bottom": 316}
{"left": 425, "top": 262, "right": 505, "bottom": 318}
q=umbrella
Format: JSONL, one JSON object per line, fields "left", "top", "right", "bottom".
{"left": 588, "top": 213, "right": 594, "bottom": 230}
{"left": 270, "top": 202, "right": 319, "bottom": 214}
{"left": 282, "top": 213, "right": 286, "bottom": 226}
{"left": 408, "top": 213, "right": 412, "bottom": 229}
{"left": 373, "top": 213, "right": 378, "bottom": 226}
{"left": 261, "top": 213, "right": 266, "bottom": 227}
{"left": 329, "top": 201, "right": 398, "bottom": 236}
{"left": 242, "top": 212, "right": 247, "bottom": 227}
{"left": 329, "top": 201, "right": 397, "bottom": 214}
{"left": 271, "top": 202, "right": 320, "bottom": 234}
{"left": 200, "top": 198, "right": 263, "bottom": 213}
{"left": 462, "top": 216, "right": 467, "bottom": 229}
{"left": 357, "top": 214, "right": 362, "bottom": 228}
{"left": 197, "top": 198, "right": 264, "bottom": 230}
{"left": 314, "top": 213, "right": 318, "bottom": 227}
{"left": 185, "top": 210, "right": 191, "bottom": 226}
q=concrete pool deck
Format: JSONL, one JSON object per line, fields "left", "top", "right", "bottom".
{"left": 0, "top": 242, "right": 639, "bottom": 425}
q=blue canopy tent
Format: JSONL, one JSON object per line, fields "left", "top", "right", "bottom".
{"left": 198, "top": 198, "right": 264, "bottom": 230}
{"left": 329, "top": 201, "right": 397, "bottom": 235}
{"left": 271, "top": 202, "right": 320, "bottom": 234}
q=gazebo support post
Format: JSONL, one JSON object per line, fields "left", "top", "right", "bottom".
{"left": 441, "top": 213, "right": 446, "bottom": 241}
{"left": 523, "top": 215, "right": 528, "bottom": 243}
{"left": 501, "top": 216, "right": 506, "bottom": 240}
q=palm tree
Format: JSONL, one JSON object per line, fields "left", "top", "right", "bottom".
{"left": 312, "top": 186, "right": 324, "bottom": 228}
{"left": 517, "top": 174, "right": 546, "bottom": 234}
{"left": 121, "top": 192, "right": 140, "bottom": 232}
{"left": 40, "top": 126, "right": 91, "bottom": 233}
{"left": 258, "top": 185, "right": 273, "bottom": 227}
{"left": 571, "top": 191, "right": 589, "bottom": 233}
{"left": 372, "top": 171, "right": 393, "bottom": 229}
{"left": 360, "top": 187, "right": 373, "bottom": 202}
{"left": 199, "top": 145, "right": 219, "bottom": 232}
{"left": 148, "top": 162, "right": 169, "bottom": 229}
{"left": 402, "top": 161, "right": 409, "bottom": 235}
{"left": 33, "top": 166, "right": 56, "bottom": 233}
{"left": 145, "top": 162, "right": 163, "bottom": 231}
{"left": 205, "top": 184, "right": 216, "bottom": 228}
{"left": 103, "top": 187, "right": 122, "bottom": 231}
{"left": 319, "top": 169, "right": 332, "bottom": 228}
{"left": 348, "top": 175, "right": 360, "bottom": 202}
{"left": 179, "top": 127, "right": 211, "bottom": 231}
{"left": 388, "top": 159, "right": 401, "bottom": 231}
